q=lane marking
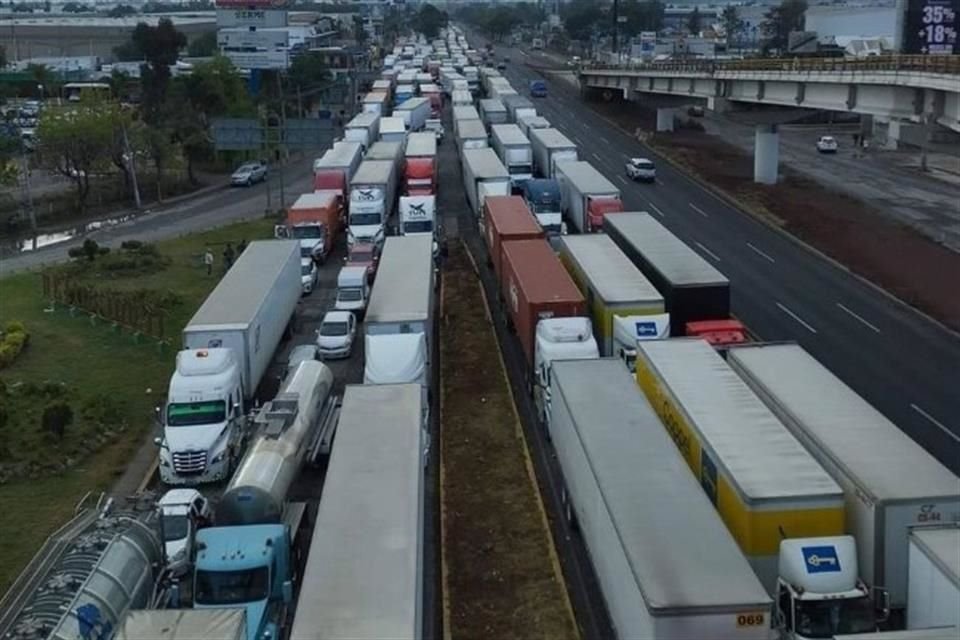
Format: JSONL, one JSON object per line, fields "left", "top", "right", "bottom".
{"left": 572, "top": 135, "right": 584, "bottom": 146}
{"left": 648, "top": 203, "right": 665, "bottom": 217}
{"left": 591, "top": 152, "right": 603, "bottom": 163}
{"left": 616, "top": 175, "right": 629, "bottom": 185}
{"left": 655, "top": 179, "right": 664, "bottom": 186}
{"left": 690, "top": 202, "right": 709, "bottom": 217}
{"left": 746, "top": 242, "right": 776, "bottom": 263}
{"left": 836, "top": 302, "right": 881, "bottom": 334}
{"left": 694, "top": 241, "right": 721, "bottom": 262}
{"left": 776, "top": 302, "right": 818, "bottom": 334}
{"left": 910, "top": 404, "right": 960, "bottom": 443}
{"left": 599, "top": 135, "right": 610, "bottom": 144}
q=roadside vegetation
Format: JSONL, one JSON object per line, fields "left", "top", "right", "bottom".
{"left": 441, "top": 243, "right": 579, "bottom": 640}
{"left": 0, "top": 217, "right": 273, "bottom": 594}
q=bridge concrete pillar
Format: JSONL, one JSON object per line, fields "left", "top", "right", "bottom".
{"left": 656, "top": 108, "right": 674, "bottom": 132}
{"left": 754, "top": 125, "right": 779, "bottom": 185}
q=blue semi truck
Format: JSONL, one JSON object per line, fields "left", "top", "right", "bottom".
{"left": 529, "top": 79, "right": 547, "bottom": 98}
{"left": 522, "top": 178, "right": 563, "bottom": 235}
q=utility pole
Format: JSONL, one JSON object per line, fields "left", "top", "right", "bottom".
{"left": 19, "top": 146, "right": 36, "bottom": 243}
{"left": 121, "top": 120, "right": 141, "bottom": 210}
{"left": 275, "top": 72, "right": 287, "bottom": 212}
{"left": 612, "top": 0, "right": 620, "bottom": 59}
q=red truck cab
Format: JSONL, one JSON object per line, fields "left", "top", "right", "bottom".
{"left": 684, "top": 319, "right": 750, "bottom": 347}
{"left": 587, "top": 196, "right": 624, "bottom": 232}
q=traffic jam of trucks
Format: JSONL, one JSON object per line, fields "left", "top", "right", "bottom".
{"left": 3, "top": 26, "right": 957, "bottom": 640}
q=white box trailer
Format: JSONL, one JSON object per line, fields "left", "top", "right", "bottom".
{"left": 290, "top": 383, "right": 425, "bottom": 640}
{"left": 490, "top": 124, "right": 533, "bottom": 188}
{"left": 502, "top": 95, "right": 536, "bottom": 124}
{"left": 452, "top": 104, "right": 480, "bottom": 138}
{"left": 517, "top": 114, "right": 550, "bottom": 138}
{"left": 456, "top": 119, "right": 489, "bottom": 154}
{"left": 379, "top": 116, "right": 408, "bottom": 144}
{"left": 478, "top": 98, "right": 507, "bottom": 128}
{"left": 555, "top": 160, "right": 623, "bottom": 233}
{"left": 118, "top": 610, "right": 246, "bottom": 640}
{"left": 395, "top": 97, "right": 431, "bottom": 131}
{"left": 461, "top": 147, "right": 510, "bottom": 217}
{"left": 312, "top": 140, "right": 363, "bottom": 181}
{"left": 362, "top": 91, "right": 390, "bottom": 116}
{"left": 530, "top": 127, "right": 578, "bottom": 179}
{"left": 451, "top": 89, "right": 473, "bottom": 106}
{"left": 907, "top": 525, "right": 960, "bottom": 630}
{"left": 365, "top": 141, "right": 403, "bottom": 166}
{"left": 727, "top": 343, "right": 960, "bottom": 610}
{"left": 405, "top": 131, "right": 437, "bottom": 159}
{"left": 344, "top": 112, "right": 380, "bottom": 150}
{"left": 634, "top": 338, "right": 845, "bottom": 593}
{"left": 549, "top": 358, "right": 771, "bottom": 639}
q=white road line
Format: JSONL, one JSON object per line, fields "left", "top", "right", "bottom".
{"left": 616, "top": 175, "right": 629, "bottom": 185}
{"left": 746, "top": 242, "right": 776, "bottom": 264}
{"left": 648, "top": 203, "right": 665, "bottom": 217}
{"left": 599, "top": 136, "right": 610, "bottom": 144}
{"left": 690, "top": 202, "right": 709, "bottom": 217}
{"left": 836, "top": 302, "right": 881, "bottom": 334}
{"left": 694, "top": 241, "right": 721, "bottom": 262}
{"left": 910, "top": 404, "right": 960, "bottom": 443}
{"left": 572, "top": 135, "right": 584, "bottom": 146}
{"left": 776, "top": 302, "right": 818, "bottom": 334}
{"left": 655, "top": 179, "right": 664, "bottom": 186}
{"left": 591, "top": 152, "right": 603, "bottom": 163}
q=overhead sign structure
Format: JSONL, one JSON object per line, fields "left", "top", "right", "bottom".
{"left": 224, "top": 49, "right": 290, "bottom": 70}
{"left": 902, "top": 0, "right": 959, "bottom": 54}
{"left": 216, "top": 8, "right": 288, "bottom": 28}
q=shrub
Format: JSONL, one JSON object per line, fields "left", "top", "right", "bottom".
{"left": 82, "top": 239, "right": 100, "bottom": 261}
{"left": 0, "top": 345, "right": 14, "bottom": 368}
{"left": 42, "top": 402, "right": 74, "bottom": 440}
{"left": 0, "top": 321, "right": 29, "bottom": 369}
{"left": 67, "top": 247, "right": 85, "bottom": 260}
{"left": 5, "top": 321, "right": 25, "bottom": 334}
{"left": 98, "top": 246, "right": 111, "bottom": 256}
{"left": 120, "top": 240, "right": 143, "bottom": 251}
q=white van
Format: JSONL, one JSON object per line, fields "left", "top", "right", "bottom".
{"left": 336, "top": 265, "right": 371, "bottom": 315}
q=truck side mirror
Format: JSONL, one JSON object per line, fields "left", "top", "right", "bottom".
{"left": 282, "top": 580, "right": 293, "bottom": 604}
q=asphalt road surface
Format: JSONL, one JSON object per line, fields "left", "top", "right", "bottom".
{"left": 485, "top": 38, "right": 960, "bottom": 474}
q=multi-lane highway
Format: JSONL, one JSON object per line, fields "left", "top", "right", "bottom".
{"left": 485, "top": 38, "right": 960, "bottom": 474}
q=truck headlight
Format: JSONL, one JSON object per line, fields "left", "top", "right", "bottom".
{"left": 211, "top": 450, "right": 226, "bottom": 464}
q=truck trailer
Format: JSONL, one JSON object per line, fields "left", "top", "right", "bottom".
{"left": 558, "top": 234, "right": 665, "bottom": 356}
{"left": 461, "top": 147, "right": 511, "bottom": 218}
{"left": 290, "top": 384, "right": 426, "bottom": 640}
{"left": 517, "top": 114, "right": 550, "bottom": 139}
{"left": 530, "top": 127, "right": 578, "bottom": 179}
{"left": 158, "top": 240, "right": 301, "bottom": 485}
{"left": 404, "top": 131, "right": 437, "bottom": 196}
{"left": 634, "top": 338, "right": 846, "bottom": 592}
{"left": 478, "top": 98, "right": 507, "bottom": 129}
{"left": 549, "top": 358, "right": 771, "bottom": 639}
{"left": 118, "top": 610, "right": 247, "bottom": 640}
{"left": 312, "top": 141, "right": 363, "bottom": 201}
{"left": 452, "top": 104, "right": 480, "bottom": 138}
{"left": 907, "top": 525, "right": 960, "bottom": 630}
{"left": 362, "top": 91, "right": 390, "bottom": 116}
{"left": 456, "top": 119, "right": 489, "bottom": 154}
{"left": 490, "top": 123, "right": 533, "bottom": 190}
{"left": 483, "top": 195, "right": 543, "bottom": 281}
{"left": 395, "top": 97, "right": 431, "bottom": 131}
{"left": 344, "top": 112, "right": 380, "bottom": 150}
{"left": 555, "top": 160, "right": 624, "bottom": 233}
{"left": 502, "top": 94, "right": 536, "bottom": 124}
{"left": 365, "top": 140, "right": 403, "bottom": 166}
{"left": 727, "top": 343, "right": 960, "bottom": 611}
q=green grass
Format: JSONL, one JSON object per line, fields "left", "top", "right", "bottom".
{"left": 0, "top": 218, "right": 274, "bottom": 595}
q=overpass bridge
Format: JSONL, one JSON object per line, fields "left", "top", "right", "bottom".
{"left": 578, "top": 56, "right": 960, "bottom": 183}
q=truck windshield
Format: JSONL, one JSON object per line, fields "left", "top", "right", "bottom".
{"left": 349, "top": 213, "right": 381, "bottom": 226}
{"left": 404, "top": 221, "right": 433, "bottom": 234}
{"left": 795, "top": 598, "right": 876, "bottom": 638}
{"left": 167, "top": 401, "right": 226, "bottom": 426}
{"left": 291, "top": 226, "right": 323, "bottom": 239}
{"left": 195, "top": 567, "right": 269, "bottom": 605}
{"left": 338, "top": 288, "right": 363, "bottom": 302}
{"left": 161, "top": 514, "right": 189, "bottom": 542}
{"left": 509, "top": 164, "right": 533, "bottom": 175}
{"left": 528, "top": 199, "right": 559, "bottom": 214}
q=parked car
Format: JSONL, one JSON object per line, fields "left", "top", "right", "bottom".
{"left": 316, "top": 310, "right": 357, "bottom": 360}
{"left": 158, "top": 489, "right": 212, "bottom": 576}
{"left": 816, "top": 135, "right": 839, "bottom": 153}
{"left": 625, "top": 157, "right": 657, "bottom": 182}
{"left": 300, "top": 257, "right": 318, "bottom": 294}
{"left": 231, "top": 161, "right": 267, "bottom": 186}
{"left": 345, "top": 242, "right": 379, "bottom": 283}
{"left": 285, "top": 343, "right": 319, "bottom": 377}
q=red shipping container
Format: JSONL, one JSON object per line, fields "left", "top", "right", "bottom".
{"left": 500, "top": 238, "right": 586, "bottom": 367}
{"left": 484, "top": 196, "right": 543, "bottom": 282}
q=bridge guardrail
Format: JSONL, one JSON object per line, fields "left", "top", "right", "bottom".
{"left": 581, "top": 55, "right": 960, "bottom": 76}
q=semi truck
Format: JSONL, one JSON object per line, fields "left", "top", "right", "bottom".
{"left": 312, "top": 141, "right": 363, "bottom": 201}
{"left": 395, "top": 97, "right": 431, "bottom": 131}
{"left": 193, "top": 360, "right": 337, "bottom": 640}
{"left": 365, "top": 140, "right": 403, "bottom": 166}
{"left": 394, "top": 84, "right": 415, "bottom": 107}
{"left": 603, "top": 212, "right": 745, "bottom": 345}
{"left": 456, "top": 119, "right": 489, "bottom": 154}
{"left": 482, "top": 195, "right": 544, "bottom": 281}
{"left": 530, "top": 127, "right": 578, "bottom": 179}
{"left": 348, "top": 159, "right": 397, "bottom": 248}
{"left": 907, "top": 525, "right": 960, "bottom": 630}
{"left": 555, "top": 160, "right": 624, "bottom": 233}
{"left": 558, "top": 234, "right": 665, "bottom": 356}
{"left": 364, "top": 236, "right": 435, "bottom": 420}
{"left": 517, "top": 114, "right": 550, "bottom": 138}
{"left": 451, "top": 89, "right": 473, "bottom": 107}
{"left": 452, "top": 104, "right": 480, "bottom": 138}
{"left": 119, "top": 610, "right": 246, "bottom": 640}
{"left": 404, "top": 131, "right": 437, "bottom": 196}
{"left": 490, "top": 124, "right": 533, "bottom": 190}
{"left": 478, "top": 98, "right": 507, "bottom": 129}
{"left": 461, "top": 147, "right": 511, "bottom": 218}
{"left": 633, "top": 338, "right": 846, "bottom": 592}
{"left": 727, "top": 343, "right": 960, "bottom": 615}
{"left": 157, "top": 240, "right": 301, "bottom": 485}
{"left": 276, "top": 191, "right": 342, "bottom": 263}
{"left": 521, "top": 178, "right": 563, "bottom": 235}
{"left": 399, "top": 194, "right": 437, "bottom": 238}
{"left": 499, "top": 238, "right": 598, "bottom": 423}
{"left": 362, "top": 91, "right": 389, "bottom": 116}
{"left": 502, "top": 95, "right": 536, "bottom": 124}
{"left": 379, "top": 116, "right": 408, "bottom": 144}
{"left": 290, "top": 383, "right": 426, "bottom": 640}
{"left": 344, "top": 112, "right": 380, "bottom": 150}
{"left": 548, "top": 358, "right": 772, "bottom": 639}
{"left": 529, "top": 79, "right": 547, "bottom": 98}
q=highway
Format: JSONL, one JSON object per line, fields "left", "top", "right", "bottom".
{"left": 487, "top": 38, "right": 960, "bottom": 474}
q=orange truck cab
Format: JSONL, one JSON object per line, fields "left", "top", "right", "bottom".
{"left": 278, "top": 190, "right": 343, "bottom": 264}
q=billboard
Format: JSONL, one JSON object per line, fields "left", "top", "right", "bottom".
{"left": 216, "top": 8, "right": 288, "bottom": 28}
{"left": 218, "top": 29, "right": 289, "bottom": 50}
{"left": 224, "top": 50, "right": 289, "bottom": 70}
{"left": 902, "top": 0, "right": 959, "bottom": 54}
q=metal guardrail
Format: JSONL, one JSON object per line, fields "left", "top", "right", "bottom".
{"left": 582, "top": 55, "right": 960, "bottom": 75}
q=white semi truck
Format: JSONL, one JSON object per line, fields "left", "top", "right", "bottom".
{"left": 348, "top": 159, "right": 397, "bottom": 248}
{"left": 461, "top": 147, "right": 510, "bottom": 218}
{"left": 555, "top": 160, "right": 624, "bottom": 233}
{"left": 530, "top": 127, "right": 578, "bottom": 179}
{"left": 157, "top": 240, "right": 301, "bottom": 485}
{"left": 490, "top": 124, "right": 533, "bottom": 190}
{"left": 343, "top": 112, "right": 380, "bottom": 150}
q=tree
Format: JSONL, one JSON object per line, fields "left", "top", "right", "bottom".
{"left": 107, "top": 3, "right": 136, "bottom": 17}
{"left": 721, "top": 6, "right": 743, "bottom": 52}
{"left": 0, "top": 46, "right": 6, "bottom": 69}
{"left": 415, "top": 4, "right": 448, "bottom": 39}
{"left": 61, "top": 2, "right": 90, "bottom": 12}
{"left": 353, "top": 14, "right": 367, "bottom": 44}
{"left": 761, "top": 0, "right": 807, "bottom": 55}
{"left": 620, "top": 0, "right": 665, "bottom": 38}
{"left": 687, "top": 7, "right": 702, "bottom": 35}
{"left": 563, "top": 0, "right": 602, "bottom": 44}
{"left": 187, "top": 30, "right": 217, "bottom": 57}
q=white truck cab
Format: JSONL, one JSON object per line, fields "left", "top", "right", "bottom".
{"left": 612, "top": 313, "right": 671, "bottom": 372}
{"left": 156, "top": 349, "right": 247, "bottom": 485}
{"left": 775, "top": 536, "right": 887, "bottom": 640}
{"left": 158, "top": 488, "right": 211, "bottom": 577}
{"left": 534, "top": 317, "right": 599, "bottom": 426}
{"left": 348, "top": 187, "right": 387, "bottom": 248}
{"left": 336, "top": 265, "right": 371, "bottom": 314}
{"left": 399, "top": 195, "right": 436, "bottom": 237}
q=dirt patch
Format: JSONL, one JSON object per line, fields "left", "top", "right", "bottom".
{"left": 589, "top": 99, "right": 960, "bottom": 331}
{"left": 441, "top": 243, "right": 579, "bottom": 640}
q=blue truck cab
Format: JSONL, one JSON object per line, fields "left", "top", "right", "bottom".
{"left": 193, "top": 524, "right": 294, "bottom": 640}
{"left": 522, "top": 179, "right": 564, "bottom": 235}
{"left": 529, "top": 80, "right": 547, "bottom": 98}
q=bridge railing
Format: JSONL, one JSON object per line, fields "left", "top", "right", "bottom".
{"left": 581, "top": 55, "right": 960, "bottom": 76}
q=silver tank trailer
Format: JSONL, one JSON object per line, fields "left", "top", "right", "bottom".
{"left": 217, "top": 360, "right": 334, "bottom": 525}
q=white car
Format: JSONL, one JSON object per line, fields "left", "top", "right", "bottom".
{"left": 816, "top": 135, "right": 839, "bottom": 154}
{"left": 316, "top": 311, "right": 357, "bottom": 360}
{"left": 230, "top": 161, "right": 267, "bottom": 186}
{"left": 626, "top": 157, "right": 656, "bottom": 182}
{"left": 158, "top": 489, "right": 211, "bottom": 576}
{"left": 301, "top": 258, "right": 318, "bottom": 295}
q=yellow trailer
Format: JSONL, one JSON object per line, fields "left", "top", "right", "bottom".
{"left": 558, "top": 234, "right": 664, "bottom": 356}
{"left": 634, "top": 338, "right": 845, "bottom": 592}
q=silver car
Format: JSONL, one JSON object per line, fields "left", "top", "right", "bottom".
{"left": 316, "top": 311, "right": 357, "bottom": 360}
{"left": 231, "top": 161, "right": 267, "bottom": 186}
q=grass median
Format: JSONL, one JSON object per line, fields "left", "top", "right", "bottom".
{"left": 0, "top": 218, "right": 273, "bottom": 594}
